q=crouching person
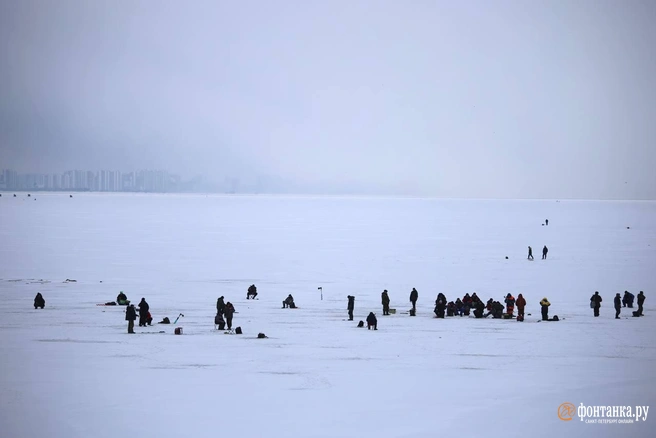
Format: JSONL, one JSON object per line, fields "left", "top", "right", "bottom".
{"left": 473, "top": 301, "right": 485, "bottom": 318}
{"left": 34, "top": 293, "right": 45, "bottom": 309}
{"left": 282, "top": 294, "right": 296, "bottom": 308}
{"left": 215, "top": 313, "right": 225, "bottom": 330}
{"left": 366, "top": 312, "right": 378, "bottom": 330}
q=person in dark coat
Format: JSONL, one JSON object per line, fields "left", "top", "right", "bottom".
{"left": 542, "top": 246, "right": 548, "bottom": 260}
{"left": 34, "top": 293, "right": 45, "bottom": 309}
{"left": 516, "top": 293, "right": 526, "bottom": 318}
{"left": 409, "top": 288, "right": 418, "bottom": 311}
{"left": 591, "top": 291, "right": 602, "bottom": 317}
{"left": 455, "top": 298, "right": 464, "bottom": 316}
{"left": 224, "top": 302, "right": 235, "bottom": 330}
{"left": 282, "top": 294, "right": 295, "bottom": 308}
{"left": 614, "top": 293, "right": 622, "bottom": 319}
{"left": 347, "top": 295, "right": 355, "bottom": 321}
{"left": 473, "top": 300, "right": 485, "bottom": 318}
{"left": 637, "top": 291, "right": 645, "bottom": 316}
{"left": 116, "top": 291, "right": 129, "bottom": 305}
{"left": 527, "top": 246, "right": 534, "bottom": 260}
{"left": 446, "top": 301, "right": 455, "bottom": 317}
{"left": 381, "top": 290, "right": 390, "bottom": 315}
{"left": 540, "top": 297, "right": 551, "bottom": 321}
{"left": 138, "top": 298, "right": 150, "bottom": 327}
{"left": 214, "top": 312, "right": 225, "bottom": 330}
{"left": 247, "top": 284, "right": 258, "bottom": 300}
{"left": 216, "top": 296, "right": 225, "bottom": 315}
{"left": 125, "top": 304, "right": 137, "bottom": 333}
{"left": 545, "top": 219, "right": 549, "bottom": 226}
{"left": 366, "top": 312, "right": 377, "bottom": 330}
{"left": 434, "top": 296, "right": 446, "bottom": 318}
{"left": 471, "top": 292, "right": 481, "bottom": 305}
{"left": 622, "top": 291, "right": 634, "bottom": 308}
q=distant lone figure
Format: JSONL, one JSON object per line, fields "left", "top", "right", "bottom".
{"left": 614, "top": 293, "right": 621, "bottom": 319}
{"left": 637, "top": 291, "right": 645, "bottom": 316}
{"left": 540, "top": 297, "right": 551, "bottom": 321}
{"left": 366, "top": 312, "right": 378, "bottom": 330}
{"left": 528, "top": 246, "right": 534, "bottom": 260}
{"left": 347, "top": 295, "right": 355, "bottom": 321}
{"left": 125, "top": 304, "right": 137, "bottom": 334}
{"left": 409, "top": 288, "right": 418, "bottom": 312}
{"left": 381, "top": 290, "right": 390, "bottom": 315}
{"left": 247, "top": 284, "right": 258, "bottom": 300}
{"left": 34, "top": 293, "right": 45, "bottom": 309}
{"left": 542, "top": 246, "right": 548, "bottom": 260}
{"left": 590, "top": 291, "right": 602, "bottom": 317}
{"left": 545, "top": 219, "right": 549, "bottom": 226}
{"left": 282, "top": 294, "right": 296, "bottom": 309}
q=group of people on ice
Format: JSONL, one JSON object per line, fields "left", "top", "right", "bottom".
{"left": 591, "top": 290, "right": 646, "bottom": 319}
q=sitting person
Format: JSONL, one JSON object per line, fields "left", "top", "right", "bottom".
{"left": 116, "top": 291, "right": 129, "bottom": 305}
{"left": 446, "top": 301, "right": 455, "bottom": 317}
{"left": 473, "top": 301, "right": 485, "bottom": 318}
{"left": 34, "top": 292, "right": 45, "bottom": 309}
{"left": 282, "top": 294, "right": 296, "bottom": 308}
{"left": 366, "top": 312, "right": 378, "bottom": 330}
{"left": 247, "top": 284, "right": 258, "bottom": 300}
{"left": 214, "top": 313, "right": 225, "bottom": 330}
{"left": 455, "top": 298, "right": 464, "bottom": 316}
{"left": 434, "top": 297, "right": 446, "bottom": 318}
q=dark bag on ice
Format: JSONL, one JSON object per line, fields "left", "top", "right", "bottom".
{"left": 357, "top": 321, "right": 364, "bottom": 328}
{"left": 550, "top": 315, "right": 559, "bottom": 321}
{"left": 633, "top": 311, "right": 640, "bottom": 317}
{"left": 258, "top": 333, "right": 267, "bottom": 338}
{"left": 159, "top": 317, "right": 170, "bottom": 324}
{"left": 235, "top": 327, "right": 242, "bottom": 335}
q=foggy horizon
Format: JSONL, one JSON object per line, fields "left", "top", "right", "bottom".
{"left": 1, "top": 0, "right": 655, "bottom": 200}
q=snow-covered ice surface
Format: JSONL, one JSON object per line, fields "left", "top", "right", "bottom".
{"left": 1, "top": 193, "right": 654, "bottom": 438}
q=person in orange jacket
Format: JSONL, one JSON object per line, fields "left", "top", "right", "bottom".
{"left": 505, "top": 294, "right": 515, "bottom": 315}
{"left": 516, "top": 294, "right": 527, "bottom": 317}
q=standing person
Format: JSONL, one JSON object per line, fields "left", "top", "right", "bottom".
{"left": 224, "top": 302, "right": 235, "bottom": 330}
{"left": 614, "top": 293, "right": 622, "bottom": 319}
{"left": 347, "top": 295, "right": 355, "bottom": 321}
{"left": 528, "top": 246, "right": 534, "bottom": 260}
{"left": 216, "top": 296, "right": 225, "bottom": 316}
{"left": 381, "top": 290, "right": 390, "bottom": 316}
{"left": 138, "top": 298, "right": 150, "bottom": 327}
{"left": 34, "top": 293, "right": 45, "bottom": 309}
{"left": 366, "top": 312, "right": 378, "bottom": 330}
{"left": 505, "top": 293, "right": 516, "bottom": 316}
{"left": 545, "top": 219, "right": 549, "bottom": 226}
{"left": 542, "top": 246, "right": 548, "bottom": 260}
{"left": 409, "top": 288, "right": 418, "bottom": 313}
{"left": 637, "top": 291, "right": 646, "bottom": 316}
{"left": 539, "top": 297, "right": 550, "bottom": 321}
{"left": 591, "top": 291, "right": 602, "bottom": 317}
{"left": 516, "top": 294, "right": 526, "bottom": 318}
{"left": 125, "top": 304, "right": 137, "bottom": 334}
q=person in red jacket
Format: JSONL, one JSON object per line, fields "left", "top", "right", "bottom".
{"left": 505, "top": 294, "right": 516, "bottom": 316}
{"left": 516, "top": 294, "right": 527, "bottom": 317}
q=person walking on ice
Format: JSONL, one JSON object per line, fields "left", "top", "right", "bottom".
{"left": 409, "top": 288, "right": 418, "bottom": 315}
{"left": 542, "top": 245, "right": 548, "bottom": 259}
{"left": 528, "top": 246, "right": 534, "bottom": 260}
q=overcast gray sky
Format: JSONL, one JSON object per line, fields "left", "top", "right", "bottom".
{"left": 1, "top": 0, "right": 655, "bottom": 199}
